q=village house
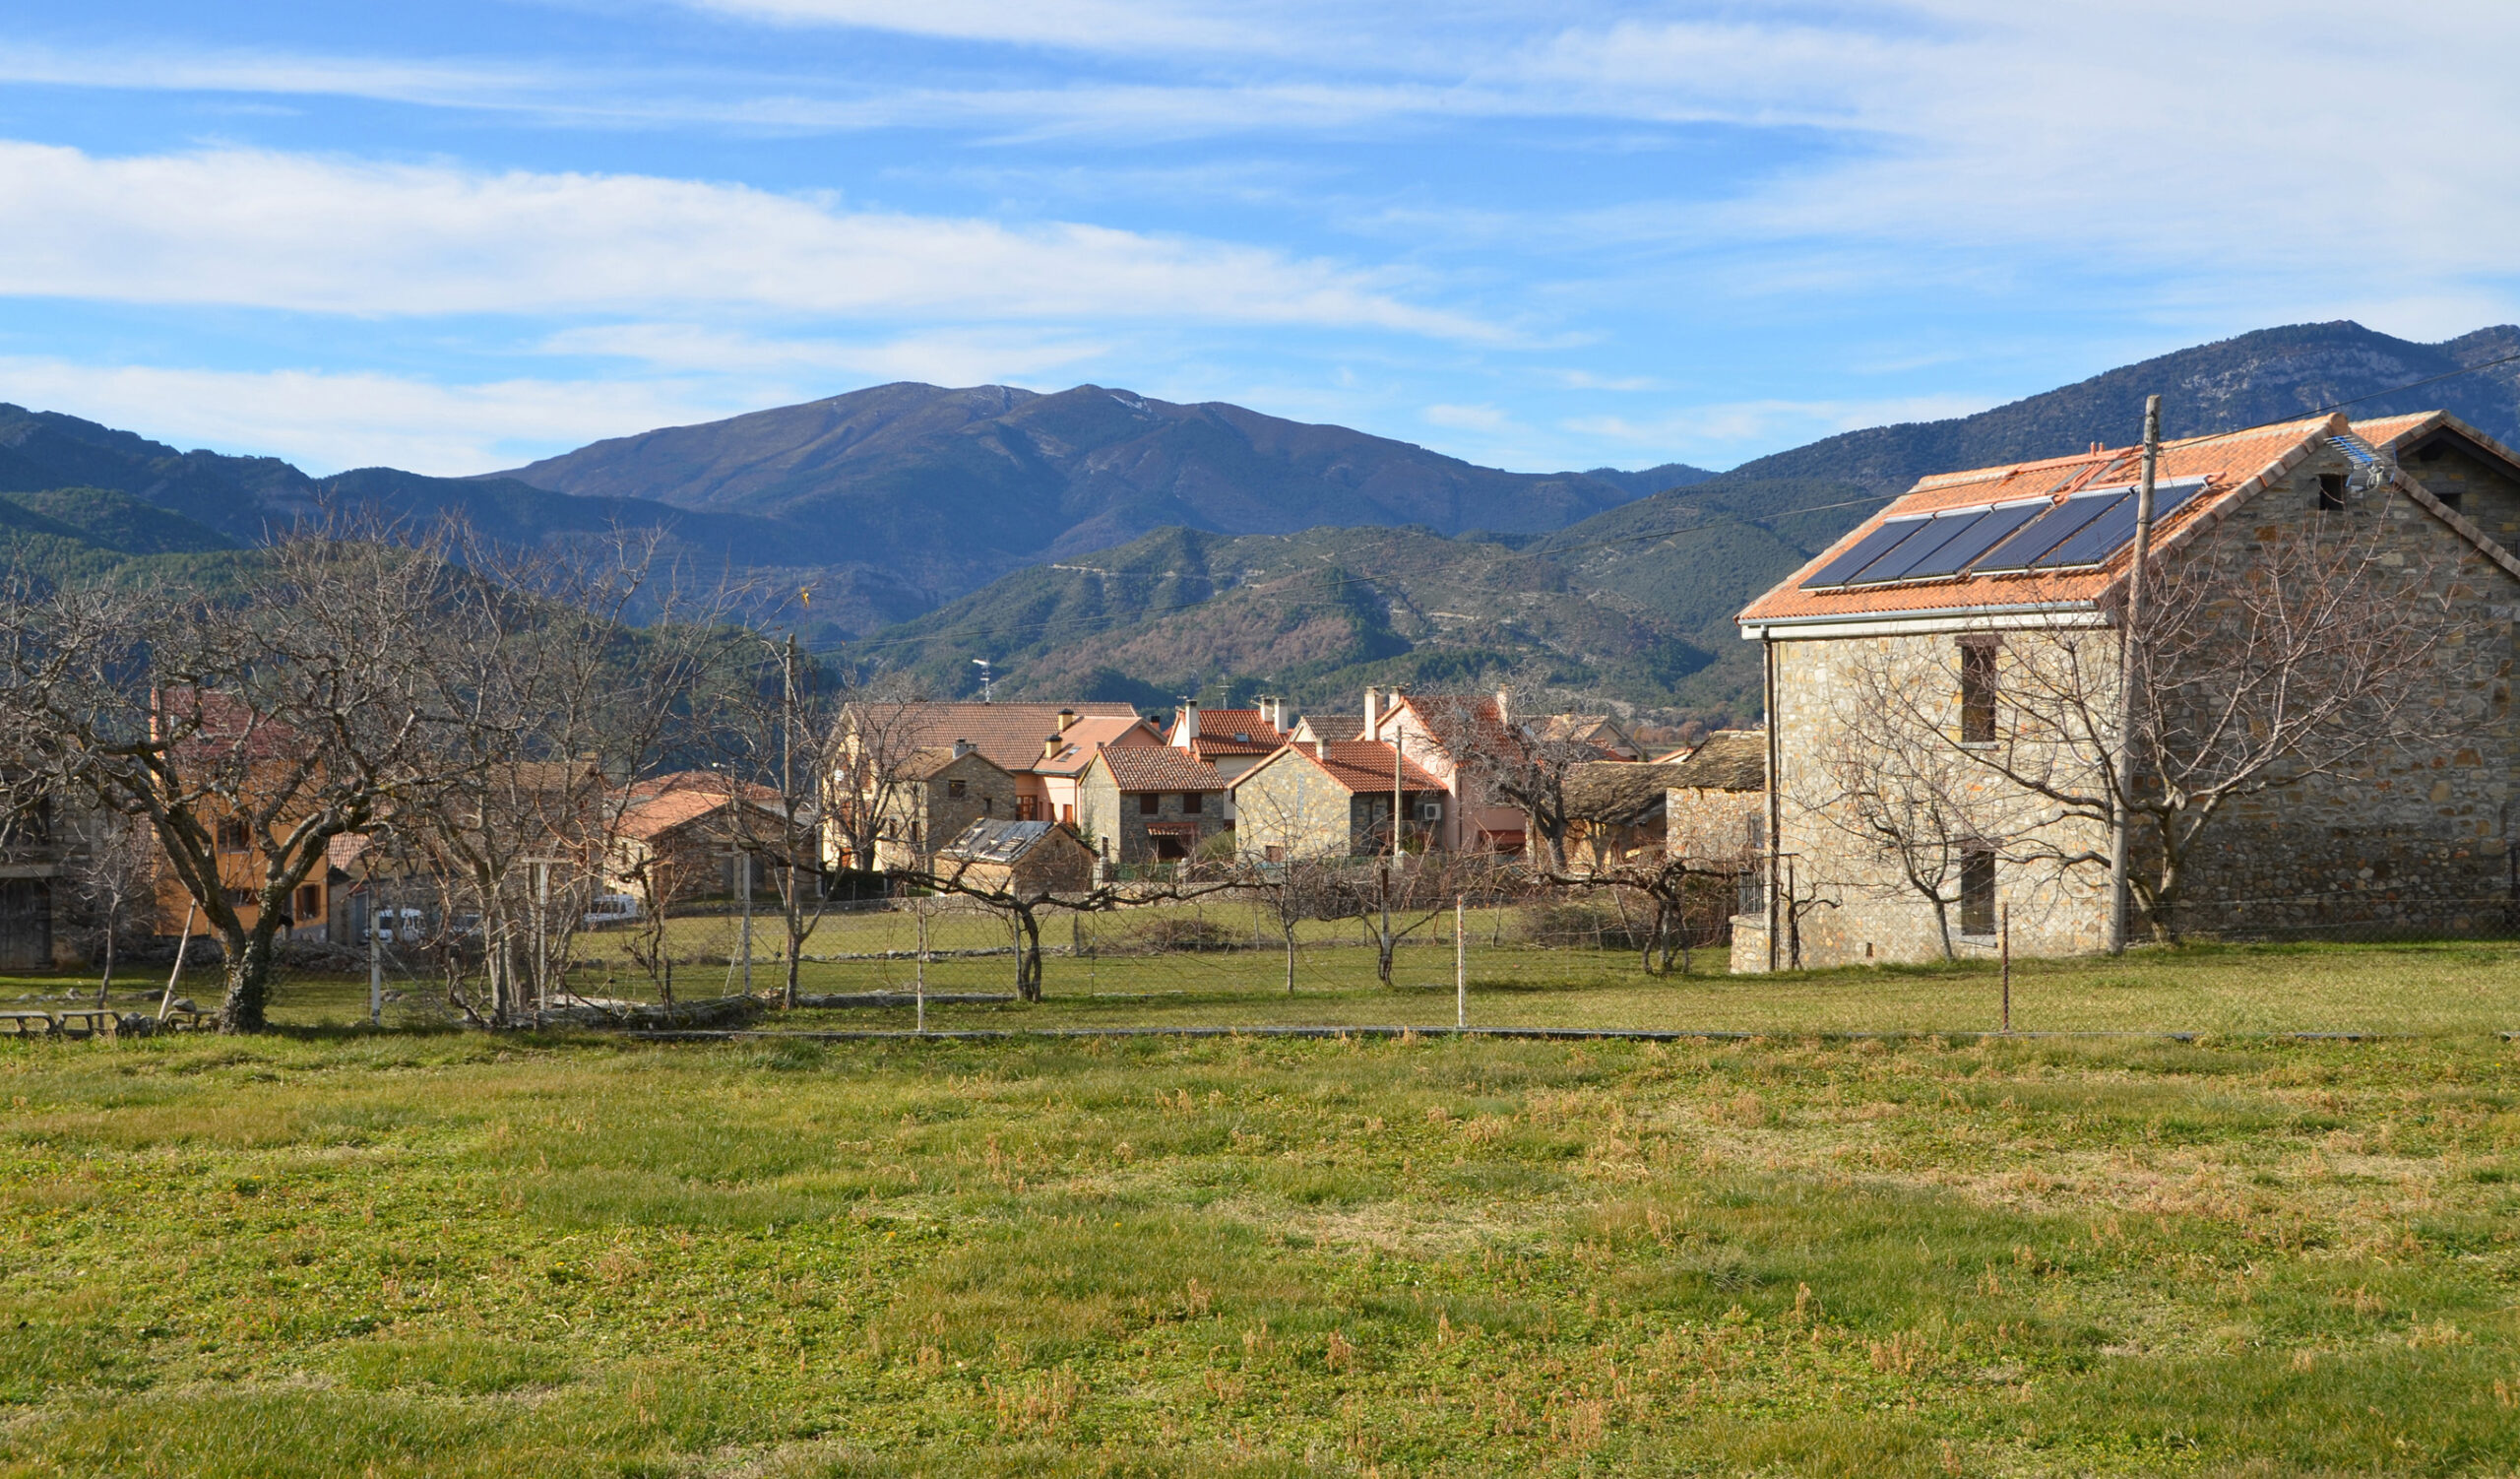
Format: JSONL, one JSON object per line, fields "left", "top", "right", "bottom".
{"left": 1360, "top": 685, "right": 1639, "bottom": 853}
{"left": 147, "top": 691, "right": 337, "bottom": 945}
{"left": 1161, "top": 698, "right": 1296, "bottom": 816}
{"left": 1075, "top": 744, "right": 1229, "bottom": 864}
{"left": 851, "top": 743, "right": 1021, "bottom": 872}
{"left": 601, "top": 771, "right": 798, "bottom": 910}
{"left": 1561, "top": 760, "right": 1686, "bottom": 873}
{"left": 835, "top": 702, "right": 1152, "bottom": 828}
{"left": 1290, "top": 712, "right": 1362, "bottom": 746}
{"left": 932, "top": 818, "right": 1097, "bottom": 896}
{"left": 0, "top": 790, "right": 105, "bottom": 969}
{"left": 1030, "top": 710, "right": 1166, "bottom": 824}
{"left": 1731, "top": 410, "right": 2520, "bottom": 972}
{"left": 1228, "top": 737, "right": 1447, "bottom": 861}
{"left": 1664, "top": 730, "right": 1768, "bottom": 864}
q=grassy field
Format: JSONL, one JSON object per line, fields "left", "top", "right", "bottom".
{"left": 6, "top": 962, "right": 2520, "bottom": 1475}
{"left": 20, "top": 928, "right": 2520, "bottom": 1037}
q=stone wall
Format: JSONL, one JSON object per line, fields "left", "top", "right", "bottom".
{"left": 1077, "top": 770, "right": 1228, "bottom": 863}
{"left": 1230, "top": 758, "right": 1360, "bottom": 861}
{"left": 1744, "top": 438, "right": 2520, "bottom": 970}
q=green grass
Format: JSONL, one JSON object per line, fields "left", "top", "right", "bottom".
{"left": 20, "top": 925, "right": 2516, "bottom": 1037}
{"left": 6, "top": 977, "right": 2520, "bottom": 1474}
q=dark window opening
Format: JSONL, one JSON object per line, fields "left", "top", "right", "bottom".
{"left": 294, "top": 884, "right": 321, "bottom": 923}
{"left": 2317, "top": 473, "right": 2346, "bottom": 511}
{"left": 216, "top": 819, "right": 250, "bottom": 853}
{"left": 980, "top": 796, "right": 992, "bottom": 815}
{"left": 1959, "top": 641, "right": 1997, "bottom": 744}
{"left": 1153, "top": 834, "right": 1188, "bottom": 861}
{"left": 1960, "top": 846, "right": 1995, "bottom": 936}
{"left": 1138, "top": 793, "right": 1161, "bottom": 815}
{"left": 2438, "top": 487, "right": 2464, "bottom": 511}
{"left": 1180, "top": 792, "right": 1202, "bottom": 814}
{"left": 946, "top": 778, "right": 966, "bottom": 798}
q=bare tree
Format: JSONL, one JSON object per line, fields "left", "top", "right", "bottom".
{"left": 1845, "top": 513, "right": 2478, "bottom": 942}
{"left": 1417, "top": 687, "right": 1605, "bottom": 872}
{"left": 708, "top": 634, "right": 848, "bottom": 1009}
{"left": 825, "top": 673, "right": 938, "bottom": 876}
{"left": 67, "top": 812, "right": 157, "bottom": 1005}
{"left": 0, "top": 527, "right": 460, "bottom": 1031}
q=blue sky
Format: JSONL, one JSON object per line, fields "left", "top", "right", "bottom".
{"left": 1, "top": 2, "right": 2515, "bottom": 477}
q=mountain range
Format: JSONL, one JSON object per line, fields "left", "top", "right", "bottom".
{"left": 2, "top": 319, "right": 2514, "bottom": 718}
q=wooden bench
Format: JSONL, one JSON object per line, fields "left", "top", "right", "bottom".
{"left": 0, "top": 1010, "right": 55, "bottom": 1037}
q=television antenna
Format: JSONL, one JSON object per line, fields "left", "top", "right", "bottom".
{"left": 972, "top": 658, "right": 995, "bottom": 704}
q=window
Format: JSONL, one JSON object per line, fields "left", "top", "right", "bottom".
{"left": 2438, "top": 488, "right": 2464, "bottom": 511}
{"left": 2317, "top": 472, "right": 2346, "bottom": 511}
{"left": 225, "top": 887, "right": 257, "bottom": 907}
{"left": 1959, "top": 640, "right": 1997, "bottom": 744}
{"left": 947, "top": 778, "right": 967, "bottom": 798}
{"left": 980, "top": 797, "right": 993, "bottom": 815}
{"left": 1960, "top": 845, "right": 1995, "bottom": 936}
{"left": 1180, "top": 792, "right": 1202, "bottom": 814}
{"left": 1264, "top": 844, "right": 1286, "bottom": 864}
{"left": 1138, "top": 793, "right": 1161, "bottom": 815}
{"left": 1017, "top": 795, "right": 1040, "bottom": 821}
{"left": 216, "top": 818, "right": 250, "bottom": 853}
{"left": 294, "top": 885, "right": 321, "bottom": 923}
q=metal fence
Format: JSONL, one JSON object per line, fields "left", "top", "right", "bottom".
{"left": 9, "top": 868, "right": 2519, "bottom": 1039}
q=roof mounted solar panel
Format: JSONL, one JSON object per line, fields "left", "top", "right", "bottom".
{"left": 2030, "top": 478, "right": 2210, "bottom": 569}
{"left": 1973, "top": 490, "right": 2120, "bottom": 573}
{"left": 1896, "top": 500, "right": 2049, "bottom": 580}
{"left": 1799, "top": 516, "right": 1930, "bottom": 589}
{"left": 1848, "top": 506, "right": 1991, "bottom": 584}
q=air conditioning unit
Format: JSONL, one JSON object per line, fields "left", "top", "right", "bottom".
{"left": 1416, "top": 800, "right": 1442, "bottom": 823}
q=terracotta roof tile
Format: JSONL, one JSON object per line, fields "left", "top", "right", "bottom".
{"left": 874, "top": 703, "right": 1144, "bottom": 775}
{"left": 1737, "top": 416, "right": 2351, "bottom": 627}
{"left": 1239, "top": 740, "right": 1444, "bottom": 796}
{"left": 1031, "top": 716, "right": 1159, "bottom": 776}
{"left": 1096, "top": 746, "right": 1227, "bottom": 792}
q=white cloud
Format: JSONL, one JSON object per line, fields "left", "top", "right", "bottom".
{"left": 0, "top": 358, "right": 758, "bottom": 476}
{"left": 539, "top": 323, "right": 1118, "bottom": 386}
{"left": 1423, "top": 402, "right": 1515, "bottom": 433}
{"left": 679, "top": 0, "right": 1281, "bottom": 54}
{"left": 1565, "top": 393, "right": 1996, "bottom": 465}
{"left": 0, "top": 141, "right": 1500, "bottom": 339}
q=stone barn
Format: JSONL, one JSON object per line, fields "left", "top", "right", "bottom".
{"left": 1732, "top": 410, "right": 2520, "bottom": 972}
{"left": 932, "top": 819, "right": 1097, "bottom": 896}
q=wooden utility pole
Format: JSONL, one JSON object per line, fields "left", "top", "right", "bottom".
{"left": 2108, "top": 395, "right": 2163, "bottom": 955}
{"left": 1455, "top": 893, "right": 1467, "bottom": 1029}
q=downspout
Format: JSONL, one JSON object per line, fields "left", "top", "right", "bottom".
{"left": 1763, "top": 632, "right": 1782, "bottom": 974}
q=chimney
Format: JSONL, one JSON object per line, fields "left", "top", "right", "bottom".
{"left": 952, "top": 739, "right": 973, "bottom": 759}
{"left": 1042, "top": 735, "right": 1061, "bottom": 761}
{"left": 1314, "top": 739, "right": 1330, "bottom": 761}
{"left": 1176, "top": 698, "right": 1200, "bottom": 748}
{"left": 1362, "top": 686, "right": 1382, "bottom": 738}
{"left": 1056, "top": 708, "right": 1076, "bottom": 733}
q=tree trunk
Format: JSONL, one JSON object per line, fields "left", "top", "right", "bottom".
{"left": 1377, "top": 862, "right": 1396, "bottom": 986}
{"left": 1014, "top": 906, "right": 1044, "bottom": 1002}
{"left": 217, "top": 925, "right": 279, "bottom": 1033}
{"left": 94, "top": 915, "right": 116, "bottom": 1007}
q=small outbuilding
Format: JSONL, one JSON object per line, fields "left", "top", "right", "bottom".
{"left": 932, "top": 818, "right": 1097, "bottom": 896}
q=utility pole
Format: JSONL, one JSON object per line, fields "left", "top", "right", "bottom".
{"left": 2108, "top": 394, "right": 2163, "bottom": 955}
{"left": 367, "top": 887, "right": 382, "bottom": 1028}
{"left": 782, "top": 631, "right": 799, "bottom": 1010}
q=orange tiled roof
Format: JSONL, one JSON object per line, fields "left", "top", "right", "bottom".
{"left": 614, "top": 771, "right": 783, "bottom": 842}
{"left": 1033, "top": 716, "right": 1161, "bottom": 776}
{"left": 1095, "top": 746, "right": 1227, "bottom": 792}
{"left": 1735, "top": 415, "right": 2393, "bottom": 628}
{"left": 874, "top": 702, "right": 1144, "bottom": 776}
{"left": 1240, "top": 740, "right": 1445, "bottom": 796}
{"left": 1174, "top": 708, "right": 1288, "bottom": 758}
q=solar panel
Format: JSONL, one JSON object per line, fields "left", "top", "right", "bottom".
{"left": 2032, "top": 481, "right": 2207, "bottom": 569}
{"left": 1842, "top": 508, "right": 1989, "bottom": 584}
{"left": 1800, "top": 516, "right": 1931, "bottom": 589}
{"left": 1894, "top": 500, "right": 2049, "bottom": 580}
{"left": 1974, "top": 491, "right": 2120, "bottom": 573}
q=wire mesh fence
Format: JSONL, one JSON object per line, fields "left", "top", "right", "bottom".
{"left": 14, "top": 862, "right": 2516, "bottom": 1041}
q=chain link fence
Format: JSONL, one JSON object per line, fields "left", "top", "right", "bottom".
{"left": 8, "top": 864, "right": 2518, "bottom": 1038}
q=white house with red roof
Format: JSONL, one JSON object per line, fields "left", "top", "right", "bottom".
{"left": 1731, "top": 410, "right": 2520, "bottom": 971}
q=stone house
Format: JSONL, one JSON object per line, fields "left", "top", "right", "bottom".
{"left": 1561, "top": 761, "right": 1685, "bottom": 873}
{"left": 1076, "top": 745, "right": 1230, "bottom": 864}
{"left": 1162, "top": 698, "right": 1297, "bottom": 818}
{"left": 1359, "top": 687, "right": 1533, "bottom": 852}
{"left": 831, "top": 702, "right": 1154, "bottom": 838}
{"left": 602, "top": 772, "right": 797, "bottom": 908}
{"left": 0, "top": 789, "right": 109, "bottom": 969}
{"left": 1664, "top": 731, "right": 1768, "bottom": 864}
{"left": 861, "top": 744, "right": 1022, "bottom": 872}
{"left": 1732, "top": 410, "right": 2520, "bottom": 972}
{"left": 1228, "top": 739, "right": 1447, "bottom": 861}
{"left": 932, "top": 818, "right": 1097, "bottom": 896}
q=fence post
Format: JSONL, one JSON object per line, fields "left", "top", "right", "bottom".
{"left": 914, "top": 902, "right": 927, "bottom": 1035}
{"left": 738, "top": 851, "right": 753, "bottom": 997}
{"left": 1999, "top": 901, "right": 2011, "bottom": 1035}
{"left": 368, "top": 887, "right": 382, "bottom": 1028}
{"left": 1455, "top": 893, "right": 1467, "bottom": 1030}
